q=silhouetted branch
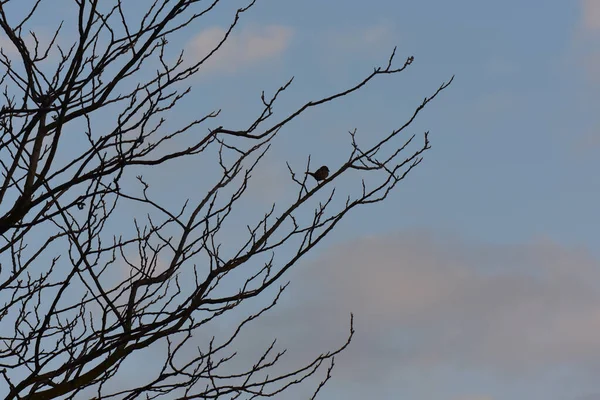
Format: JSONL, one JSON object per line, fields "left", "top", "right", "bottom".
{"left": 0, "top": 1, "right": 452, "bottom": 398}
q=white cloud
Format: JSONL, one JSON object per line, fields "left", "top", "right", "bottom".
{"left": 186, "top": 25, "right": 292, "bottom": 75}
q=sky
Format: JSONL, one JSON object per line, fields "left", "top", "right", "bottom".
{"left": 2, "top": 0, "right": 600, "bottom": 399}
{"left": 170, "top": 1, "right": 600, "bottom": 398}
{"left": 183, "top": 1, "right": 599, "bottom": 399}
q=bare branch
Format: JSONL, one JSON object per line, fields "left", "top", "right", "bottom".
{"left": 0, "top": 1, "right": 452, "bottom": 399}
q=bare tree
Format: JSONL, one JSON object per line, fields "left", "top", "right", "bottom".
{"left": 0, "top": 0, "right": 452, "bottom": 399}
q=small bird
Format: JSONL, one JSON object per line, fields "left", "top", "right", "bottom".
{"left": 306, "top": 165, "right": 329, "bottom": 181}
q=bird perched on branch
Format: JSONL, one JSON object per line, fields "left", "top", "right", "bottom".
{"left": 306, "top": 165, "right": 329, "bottom": 182}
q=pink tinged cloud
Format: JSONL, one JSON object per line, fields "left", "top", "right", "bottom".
{"left": 254, "top": 231, "right": 600, "bottom": 383}
{"left": 583, "top": 0, "right": 600, "bottom": 31}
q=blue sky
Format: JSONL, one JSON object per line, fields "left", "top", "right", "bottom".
{"left": 185, "top": 1, "right": 600, "bottom": 399}
{"left": 170, "top": 0, "right": 599, "bottom": 249}
{"left": 2, "top": 0, "right": 600, "bottom": 399}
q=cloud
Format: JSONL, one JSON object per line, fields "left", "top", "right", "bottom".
{"left": 241, "top": 231, "right": 600, "bottom": 388}
{"left": 0, "top": 30, "right": 71, "bottom": 65}
{"left": 0, "top": 34, "right": 17, "bottom": 55}
{"left": 573, "top": 1, "right": 600, "bottom": 83}
{"left": 324, "top": 22, "right": 395, "bottom": 54}
{"left": 359, "top": 23, "right": 394, "bottom": 47}
{"left": 582, "top": 0, "right": 600, "bottom": 31}
{"left": 572, "top": 0, "right": 600, "bottom": 83}
{"left": 244, "top": 159, "right": 288, "bottom": 203}
{"left": 186, "top": 25, "right": 292, "bottom": 75}
{"left": 99, "top": 230, "right": 600, "bottom": 398}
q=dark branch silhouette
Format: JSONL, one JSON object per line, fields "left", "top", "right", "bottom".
{"left": 0, "top": 1, "right": 452, "bottom": 398}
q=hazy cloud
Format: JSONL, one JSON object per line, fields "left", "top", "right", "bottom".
{"left": 186, "top": 25, "right": 292, "bottom": 75}
{"left": 0, "top": 35, "right": 17, "bottom": 55}
{"left": 243, "top": 231, "right": 600, "bottom": 389}
{"left": 244, "top": 159, "right": 288, "bottom": 203}
{"left": 582, "top": 0, "right": 600, "bottom": 31}
{"left": 93, "top": 229, "right": 600, "bottom": 398}
{"left": 324, "top": 22, "right": 395, "bottom": 53}
{"left": 574, "top": 0, "right": 600, "bottom": 82}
